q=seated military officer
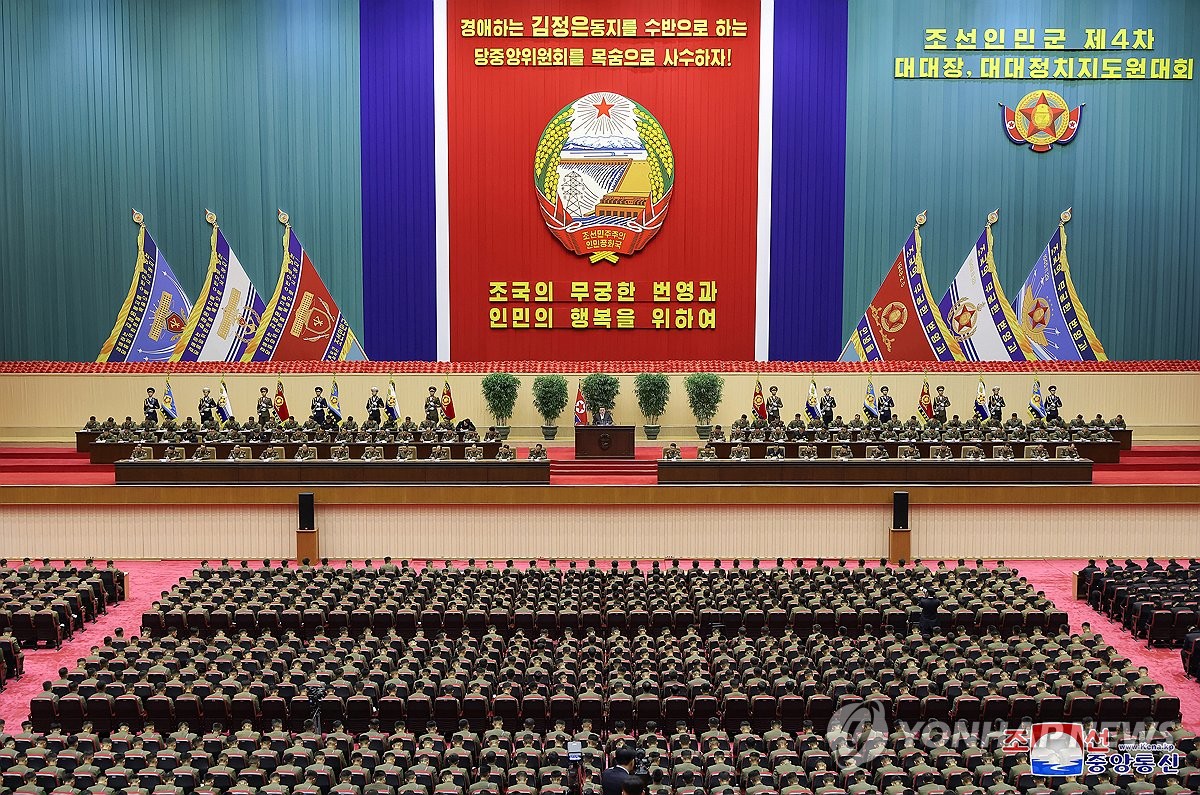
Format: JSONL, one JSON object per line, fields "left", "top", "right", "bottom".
{"left": 878, "top": 425, "right": 900, "bottom": 442}
{"left": 464, "top": 445, "right": 484, "bottom": 461}
{"left": 1025, "top": 444, "right": 1050, "bottom": 460}
{"left": 767, "top": 423, "right": 787, "bottom": 442}
{"left": 730, "top": 444, "right": 750, "bottom": 461}
{"left": 786, "top": 414, "right": 807, "bottom": 439}
{"left": 1090, "top": 426, "right": 1113, "bottom": 441}
{"left": 983, "top": 427, "right": 1005, "bottom": 443}
{"left": 848, "top": 414, "right": 865, "bottom": 431}
{"left": 83, "top": 415, "right": 101, "bottom": 431}
{"left": 330, "top": 446, "right": 350, "bottom": 461}
{"left": 1109, "top": 414, "right": 1127, "bottom": 429}
{"left": 1030, "top": 426, "right": 1050, "bottom": 442}
{"left": 1068, "top": 413, "right": 1088, "bottom": 430}
{"left": 529, "top": 443, "right": 549, "bottom": 461}
{"left": 920, "top": 425, "right": 941, "bottom": 441}
{"left": 1057, "top": 443, "right": 1082, "bottom": 460}
{"left": 962, "top": 445, "right": 986, "bottom": 460}
{"left": 484, "top": 427, "right": 502, "bottom": 443}
{"left": 708, "top": 425, "right": 726, "bottom": 443}
{"left": 462, "top": 429, "right": 480, "bottom": 443}
{"left": 229, "top": 446, "right": 251, "bottom": 460}
{"left": 899, "top": 445, "right": 921, "bottom": 460}
{"left": 729, "top": 427, "right": 747, "bottom": 442}
{"left": 395, "top": 429, "right": 415, "bottom": 443}
{"left": 834, "top": 445, "right": 853, "bottom": 460}
{"left": 362, "top": 446, "right": 384, "bottom": 461}
{"left": 748, "top": 427, "right": 767, "bottom": 443}
{"left": 261, "top": 446, "right": 286, "bottom": 461}
{"left": 931, "top": 445, "right": 953, "bottom": 461}
{"left": 796, "top": 445, "right": 818, "bottom": 460}
{"left": 698, "top": 444, "right": 718, "bottom": 460}
{"left": 764, "top": 445, "right": 785, "bottom": 460}
{"left": 355, "top": 429, "right": 375, "bottom": 443}
{"left": 868, "top": 445, "right": 889, "bottom": 461}
{"left": 129, "top": 445, "right": 152, "bottom": 461}
{"left": 496, "top": 444, "right": 515, "bottom": 461}
{"left": 397, "top": 445, "right": 418, "bottom": 461}
{"left": 430, "top": 445, "right": 450, "bottom": 460}
{"left": 812, "top": 425, "right": 831, "bottom": 442}
{"left": 992, "top": 444, "right": 1014, "bottom": 460}
{"left": 660, "top": 443, "right": 683, "bottom": 461}
{"left": 399, "top": 416, "right": 418, "bottom": 432}
{"left": 420, "top": 428, "right": 437, "bottom": 443}
{"left": 295, "top": 444, "right": 316, "bottom": 461}
{"left": 731, "top": 414, "right": 750, "bottom": 431}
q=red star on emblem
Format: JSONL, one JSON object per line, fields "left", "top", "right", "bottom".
{"left": 1027, "top": 297, "right": 1051, "bottom": 330}
{"left": 593, "top": 96, "right": 614, "bottom": 117}
{"left": 953, "top": 304, "right": 978, "bottom": 331}
{"left": 1019, "top": 92, "right": 1065, "bottom": 136}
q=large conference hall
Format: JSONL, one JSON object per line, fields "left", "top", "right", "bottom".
{"left": 1, "top": 1, "right": 1198, "bottom": 793}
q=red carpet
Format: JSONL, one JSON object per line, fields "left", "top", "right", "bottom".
{"left": 1094, "top": 445, "right": 1200, "bottom": 485}
{"left": 0, "top": 446, "right": 115, "bottom": 485}
{"left": 2, "top": 558, "right": 1196, "bottom": 732}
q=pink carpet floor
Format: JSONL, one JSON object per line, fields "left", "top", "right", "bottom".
{"left": 1, "top": 558, "right": 1197, "bottom": 733}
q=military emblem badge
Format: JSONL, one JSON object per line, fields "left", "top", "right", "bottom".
{"left": 534, "top": 92, "right": 673, "bottom": 264}
{"left": 1001, "top": 90, "right": 1082, "bottom": 153}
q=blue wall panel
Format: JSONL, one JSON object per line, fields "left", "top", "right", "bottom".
{"left": 359, "top": 0, "right": 437, "bottom": 361}
{"left": 768, "top": 0, "right": 849, "bottom": 361}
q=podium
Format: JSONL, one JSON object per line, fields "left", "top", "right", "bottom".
{"left": 574, "top": 425, "right": 636, "bottom": 459}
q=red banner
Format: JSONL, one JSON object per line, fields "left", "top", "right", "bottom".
{"left": 447, "top": 0, "right": 761, "bottom": 361}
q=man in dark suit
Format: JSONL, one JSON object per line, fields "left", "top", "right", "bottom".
{"left": 602, "top": 749, "right": 637, "bottom": 795}
{"left": 594, "top": 407, "right": 615, "bottom": 426}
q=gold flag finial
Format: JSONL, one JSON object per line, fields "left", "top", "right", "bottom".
{"left": 915, "top": 210, "right": 927, "bottom": 228}
{"left": 204, "top": 209, "right": 217, "bottom": 226}
{"left": 987, "top": 209, "right": 999, "bottom": 227}
{"left": 277, "top": 209, "right": 290, "bottom": 226}
{"left": 131, "top": 208, "right": 144, "bottom": 225}
{"left": 1060, "top": 207, "right": 1072, "bottom": 225}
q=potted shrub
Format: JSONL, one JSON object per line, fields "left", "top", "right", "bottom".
{"left": 685, "top": 372, "right": 724, "bottom": 439}
{"left": 480, "top": 372, "right": 521, "bottom": 440}
{"left": 531, "top": 375, "right": 569, "bottom": 440}
{"left": 580, "top": 373, "right": 620, "bottom": 417}
{"left": 634, "top": 372, "right": 671, "bottom": 440}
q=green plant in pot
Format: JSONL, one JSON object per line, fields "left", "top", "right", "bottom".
{"left": 531, "top": 374, "right": 569, "bottom": 440}
{"left": 580, "top": 373, "right": 620, "bottom": 421}
{"left": 634, "top": 372, "right": 670, "bottom": 440}
{"left": 480, "top": 372, "right": 521, "bottom": 440}
{"left": 685, "top": 372, "right": 724, "bottom": 439}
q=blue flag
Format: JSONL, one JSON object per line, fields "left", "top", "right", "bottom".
{"left": 386, "top": 378, "right": 400, "bottom": 421}
{"left": 1028, "top": 378, "right": 1047, "bottom": 419}
{"left": 862, "top": 379, "right": 879, "bottom": 420}
{"left": 974, "top": 377, "right": 990, "bottom": 420}
{"left": 805, "top": 379, "right": 822, "bottom": 422}
{"left": 173, "top": 216, "right": 268, "bottom": 362}
{"left": 329, "top": 378, "right": 344, "bottom": 421}
{"left": 97, "top": 211, "right": 193, "bottom": 362}
{"left": 162, "top": 379, "right": 178, "bottom": 420}
{"left": 1016, "top": 210, "right": 1107, "bottom": 361}
{"left": 217, "top": 380, "right": 234, "bottom": 422}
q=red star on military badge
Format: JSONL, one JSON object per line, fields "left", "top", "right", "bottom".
{"left": 593, "top": 96, "right": 614, "bottom": 117}
{"left": 953, "top": 304, "right": 978, "bottom": 332}
{"left": 1027, "top": 297, "right": 1050, "bottom": 330}
{"left": 1019, "top": 93, "right": 1065, "bottom": 136}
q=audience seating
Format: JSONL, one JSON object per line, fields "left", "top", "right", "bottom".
{"left": 0, "top": 559, "right": 126, "bottom": 649}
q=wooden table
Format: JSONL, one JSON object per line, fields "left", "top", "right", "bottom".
{"left": 707, "top": 440, "right": 1119, "bottom": 463}
{"left": 658, "top": 459, "right": 1094, "bottom": 485}
{"left": 574, "top": 425, "right": 636, "bottom": 459}
{"left": 114, "top": 460, "right": 550, "bottom": 485}
{"left": 89, "top": 441, "right": 500, "bottom": 465}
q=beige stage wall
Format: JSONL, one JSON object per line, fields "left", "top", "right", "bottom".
{"left": 1, "top": 501, "right": 1197, "bottom": 561}
{"left": 2, "top": 370, "right": 1198, "bottom": 442}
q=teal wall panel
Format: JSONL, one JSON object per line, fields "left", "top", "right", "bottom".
{"left": 0, "top": 0, "right": 362, "bottom": 361}
{"left": 844, "top": 0, "right": 1200, "bottom": 360}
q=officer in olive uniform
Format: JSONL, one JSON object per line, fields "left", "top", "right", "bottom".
{"left": 366, "top": 387, "right": 385, "bottom": 425}
{"left": 144, "top": 388, "right": 162, "bottom": 425}
{"left": 819, "top": 387, "right": 836, "bottom": 426}
{"left": 877, "top": 386, "right": 895, "bottom": 423}
{"left": 987, "top": 386, "right": 1005, "bottom": 420}
{"left": 1044, "top": 385, "right": 1063, "bottom": 422}
{"left": 310, "top": 387, "right": 330, "bottom": 425}
{"left": 933, "top": 386, "right": 950, "bottom": 423}
{"left": 198, "top": 388, "right": 218, "bottom": 425}
{"left": 256, "top": 388, "right": 274, "bottom": 425}
{"left": 424, "top": 387, "right": 441, "bottom": 423}
{"left": 765, "top": 387, "right": 783, "bottom": 424}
